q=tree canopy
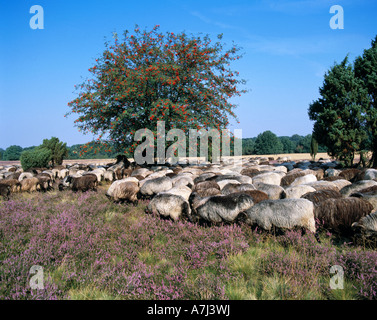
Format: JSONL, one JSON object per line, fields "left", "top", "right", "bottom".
{"left": 20, "top": 147, "right": 52, "bottom": 171}
{"left": 253, "top": 130, "right": 283, "bottom": 155}
{"left": 40, "top": 137, "right": 68, "bottom": 167}
{"left": 354, "top": 36, "right": 377, "bottom": 167}
{"left": 3, "top": 145, "right": 23, "bottom": 161}
{"left": 308, "top": 56, "right": 369, "bottom": 167}
{"left": 67, "top": 25, "right": 247, "bottom": 158}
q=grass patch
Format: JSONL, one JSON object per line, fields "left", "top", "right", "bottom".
{"left": 226, "top": 228, "right": 374, "bottom": 300}
{"left": 69, "top": 286, "right": 118, "bottom": 300}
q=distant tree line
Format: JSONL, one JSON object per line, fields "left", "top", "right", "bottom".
{"left": 1, "top": 132, "right": 327, "bottom": 163}
{"left": 0, "top": 143, "right": 117, "bottom": 162}
{"left": 0, "top": 141, "right": 117, "bottom": 162}
{"left": 0, "top": 138, "right": 69, "bottom": 170}
{"left": 242, "top": 132, "right": 326, "bottom": 156}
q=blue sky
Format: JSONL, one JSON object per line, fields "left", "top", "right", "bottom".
{"left": 1, "top": 0, "right": 376, "bottom": 149}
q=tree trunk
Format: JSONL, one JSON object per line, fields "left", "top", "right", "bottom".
{"left": 370, "top": 139, "right": 377, "bottom": 168}
{"left": 373, "top": 150, "right": 377, "bottom": 168}
{"left": 359, "top": 151, "right": 366, "bottom": 167}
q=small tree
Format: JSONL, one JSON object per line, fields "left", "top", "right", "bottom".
{"left": 20, "top": 147, "right": 52, "bottom": 171}
{"left": 254, "top": 131, "right": 283, "bottom": 155}
{"left": 310, "top": 135, "right": 318, "bottom": 161}
{"left": 3, "top": 145, "right": 23, "bottom": 161}
{"left": 40, "top": 137, "right": 68, "bottom": 167}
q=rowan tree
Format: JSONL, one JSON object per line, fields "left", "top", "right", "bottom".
{"left": 66, "top": 25, "right": 247, "bottom": 158}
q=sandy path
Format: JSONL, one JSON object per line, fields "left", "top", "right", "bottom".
{"left": 0, "top": 152, "right": 333, "bottom": 167}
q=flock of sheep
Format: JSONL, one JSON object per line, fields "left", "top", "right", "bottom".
{"left": 1, "top": 156, "right": 377, "bottom": 242}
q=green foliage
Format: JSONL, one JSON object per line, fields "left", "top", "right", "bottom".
{"left": 40, "top": 137, "right": 68, "bottom": 167}
{"left": 254, "top": 131, "right": 283, "bottom": 155}
{"left": 68, "top": 142, "right": 118, "bottom": 160}
{"left": 3, "top": 145, "right": 23, "bottom": 161}
{"left": 310, "top": 136, "right": 318, "bottom": 161}
{"left": 22, "top": 146, "right": 37, "bottom": 152}
{"left": 20, "top": 147, "right": 52, "bottom": 171}
{"left": 290, "top": 134, "right": 302, "bottom": 144}
{"left": 242, "top": 138, "right": 255, "bottom": 155}
{"left": 354, "top": 36, "right": 377, "bottom": 167}
{"left": 67, "top": 25, "right": 247, "bottom": 156}
{"left": 295, "top": 134, "right": 312, "bottom": 153}
{"left": 279, "top": 137, "right": 295, "bottom": 154}
{"left": 308, "top": 56, "right": 369, "bottom": 167}
{"left": 1, "top": 133, "right": 328, "bottom": 163}
{"left": 307, "top": 36, "right": 377, "bottom": 166}
{"left": 0, "top": 148, "right": 4, "bottom": 160}
{"left": 240, "top": 134, "right": 327, "bottom": 156}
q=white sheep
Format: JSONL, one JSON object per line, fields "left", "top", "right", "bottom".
{"left": 131, "top": 168, "right": 153, "bottom": 178}
{"left": 106, "top": 177, "right": 139, "bottom": 197}
{"left": 325, "top": 168, "right": 340, "bottom": 177}
{"left": 83, "top": 169, "right": 103, "bottom": 182}
{"left": 304, "top": 180, "right": 339, "bottom": 192}
{"left": 147, "top": 193, "right": 191, "bottom": 221}
{"left": 284, "top": 185, "right": 316, "bottom": 199}
{"left": 290, "top": 174, "right": 317, "bottom": 187}
{"left": 139, "top": 176, "right": 173, "bottom": 197}
{"left": 106, "top": 181, "right": 139, "bottom": 202}
{"left": 171, "top": 175, "right": 194, "bottom": 189}
{"left": 217, "top": 179, "right": 241, "bottom": 190}
{"left": 58, "top": 169, "right": 69, "bottom": 179}
{"left": 340, "top": 180, "right": 377, "bottom": 197}
{"left": 252, "top": 172, "right": 282, "bottom": 186}
{"left": 254, "top": 182, "right": 285, "bottom": 200}
{"left": 18, "top": 172, "right": 34, "bottom": 182}
{"left": 364, "top": 169, "right": 377, "bottom": 180}
{"left": 331, "top": 179, "right": 351, "bottom": 190}
{"left": 159, "top": 185, "right": 192, "bottom": 201}
{"left": 104, "top": 170, "right": 115, "bottom": 182}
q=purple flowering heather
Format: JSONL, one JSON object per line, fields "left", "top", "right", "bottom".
{"left": 0, "top": 190, "right": 248, "bottom": 300}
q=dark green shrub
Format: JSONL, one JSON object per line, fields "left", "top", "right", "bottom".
{"left": 20, "top": 147, "right": 52, "bottom": 171}
{"left": 40, "top": 137, "right": 68, "bottom": 167}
